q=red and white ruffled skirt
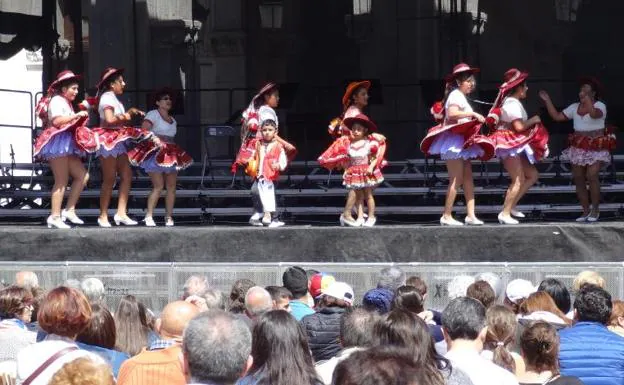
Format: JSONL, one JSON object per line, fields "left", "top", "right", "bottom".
{"left": 343, "top": 163, "right": 384, "bottom": 190}
{"left": 33, "top": 116, "right": 97, "bottom": 161}
{"left": 318, "top": 135, "right": 350, "bottom": 170}
{"left": 489, "top": 123, "right": 549, "bottom": 164}
{"left": 421, "top": 120, "right": 494, "bottom": 161}
{"left": 128, "top": 139, "right": 193, "bottom": 173}
{"left": 92, "top": 126, "right": 151, "bottom": 158}
{"left": 561, "top": 130, "right": 615, "bottom": 166}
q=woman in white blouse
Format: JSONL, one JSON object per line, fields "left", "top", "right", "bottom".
{"left": 128, "top": 88, "right": 193, "bottom": 227}
{"left": 92, "top": 67, "right": 146, "bottom": 228}
{"left": 33, "top": 71, "right": 94, "bottom": 229}
{"left": 539, "top": 77, "right": 613, "bottom": 222}
{"left": 488, "top": 69, "right": 549, "bottom": 225}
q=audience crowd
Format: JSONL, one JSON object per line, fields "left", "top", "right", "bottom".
{"left": 0, "top": 268, "right": 623, "bottom": 385}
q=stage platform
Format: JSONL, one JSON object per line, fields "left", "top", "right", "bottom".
{"left": 1, "top": 222, "right": 622, "bottom": 263}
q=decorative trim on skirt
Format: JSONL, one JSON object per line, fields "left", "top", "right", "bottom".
{"left": 343, "top": 164, "right": 384, "bottom": 190}
{"left": 34, "top": 131, "right": 86, "bottom": 161}
{"left": 421, "top": 120, "right": 494, "bottom": 160}
{"left": 33, "top": 116, "right": 94, "bottom": 160}
{"left": 490, "top": 124, "right": 550, "bottom": 163}
{"left": 428, "top": 131, "right": 485, "bottom": 160}
{"left": 318, "top": 135, "right": 350, "bottom": 170}
{"left": 93, "top": 126, "right": 151, "bottom": 158}
{"left": 561, "top": 147, "right": 611, "bottom": 166}
{"left": 128, "top": 140, "right": 193, "bottom": 173}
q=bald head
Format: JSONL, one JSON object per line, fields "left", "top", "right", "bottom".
{"left": 245, "top": 286, "right": 272, "bottom": 319}
{"left": 15, "top": 271, "right": 39, "bottom": 289}
{"left": 158, "top": 300, "right": 200, "bottom": 339}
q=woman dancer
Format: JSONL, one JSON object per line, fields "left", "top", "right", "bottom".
{"left": 539, "top": 77, "right": 614, "bottom": 222}
{"left": 93, "top": 67, "right": 147, "bottom": 227}
{"left": 421, "top": 63, "right": 494, "bottom": 226}
{"left": 128, "top": 88, "right": 193, "bottom": 227}
{"left": 34, "top": 70, "right": 96, "bottom": 228}
{"left": 232, "top": 82, "right": 296, "bottom": 175}
{"left": 487, "top": 69, "right": 550, "bottom": 224}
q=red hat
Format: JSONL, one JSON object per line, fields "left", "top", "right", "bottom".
{"left": 308, "top": 273, "right": 336, "bottom": 299}
{"left": 500, "top": 68, "right": 529, "bottom": 92}
{"left": 342, "top": 113, "right": 377, "bottom": 132}
{"left": 48, "top": 70, "right": 81, "bottom": 91}
{"left": 251, "top": 82, "right": 278, "bottom": 105}
{"left": 342, "top": 80, "right": 371, "bottom": 109}
{"left": 579, "top": 76, "right": 604, "bottom": 97}
{"left": 445, "top": 63, "right": 480, "bottom": 82}
{"left": 96, "top": 67, "right": 125, "bottom": 90}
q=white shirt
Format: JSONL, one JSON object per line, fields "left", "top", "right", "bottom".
{"left": 48, "top": 95, "right": 75, "bottom": 121}
{"left": 98, "top": 91, "right": 126, "bottom": 128}
{"left": 258, "top": 105, "right": 278, "bottom": 128}
{"left": 563, "top": 101, "right": 607, "bottom": 132}
{"left": 144, "top": 109, "right": 177, "bottom": 137}
{"left": 446, "top": 348, "right": 519, "bottom": 385}
{"left": 501, "top": 97, "right": 528, "bottom": 123}
{"left": 315, "top": 347, "right": 364, "bottom": 385}
{"left": 445, "top": 89, "right": 473, "bottom": 124}
{"left": 16, "top": 335, "right": 105, "bottom": 385}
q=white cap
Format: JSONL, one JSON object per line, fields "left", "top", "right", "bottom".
{"left": 322, "top": 281, "right": 354, "bottom": 305}
{"left": 506, "top": 279, "right": 537, "bottom": 304}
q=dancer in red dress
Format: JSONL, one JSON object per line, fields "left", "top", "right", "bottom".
{"left": 127, "top": 88, "right": 193, "bottom": 227}
{"left": 539, "top": 77, "right": 614, "bottom": 222}
{"left": 420, "top": 63, "right": 494, "bottom": 226}
{"left": 92, "top": 67, "right": 148, "bottom": 227}
{"left": 33, "top": 70, "right": 97, "bottom": 228}
{"left": 487, "top": 69, "right": 550, "bottom": 224}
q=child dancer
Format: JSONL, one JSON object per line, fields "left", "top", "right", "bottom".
{"left": 340, "top": 114, "right": 385, "bottom": 227}
{"left": 247, "top": 118, "right": 289, "bottom": 228}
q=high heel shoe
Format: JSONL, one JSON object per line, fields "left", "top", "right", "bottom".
{"left": 97, "top": 218, "right": 112, "bottom": 228}
{"left": 61, "top": 209, "right": 84, "bottom": 225}
{"left": 575, "top": 213, "right": 590, "bottom": 222}
{"left": 340, "top": 215, "right": 359, "bottom": 227}
{"left": 464, "top": 216, "right": 484, "bottom": 226}
{"left": 165, "top": 217, "right": 174, "bottom": 227}
{"left": 440, "top": 216, "right": 463, "bottom": 226}
{"left": 498, "top": 212, "right": 519, "bottom": 225}
{"left": 587, "top": 211, "right": 600, "bottom": 222}
{"left": 114, "top": 214, "right": 138, "bottom": 226}
{"left": 47, "top": 215, "right": 70, "bottom": 229}
{"left": 143, "top": 217, "right": 156, "bottom": 227}
{"left": 510, "top": 209, "right": 525, "bottom": 218}
{"left": 362, "top": 216, "right": 377, "bottom": 227}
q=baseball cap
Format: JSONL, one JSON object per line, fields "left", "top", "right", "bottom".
{"left": 322, "top": 281, "right": 354, "bottom": 305}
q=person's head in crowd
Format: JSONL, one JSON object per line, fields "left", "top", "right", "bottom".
{"left": 156, "top": 300, "right": 200, "bottom": 340}
{"left": 39, "top": 286, "right": 91, "bottom": 339}
{"left": 308, "top": 273, "right": 336, "bottom": 305}
{"left": 204, "top": 288, "right": 227, "bottom": 310}
{"left": 519, "top": 291, "right": 571, "bottom": 325}
{"left": 306, "top": 269, "right": 320, "bottom": 280}
{"left": 341, "top": 307, "right": 379, "bottom": 349}
{"left": 377, "top": 267, "right": 406, "bottom": 292}
{"left": 80, "top": 278, "right": 105, "bottom": 304}
{"left": 573, "top": 284, "right": 612, "bottom": 324}
{"left": 29, "top": 286, "right": 46, "bottom": 323}
{"left": 447, "top": 275, "right": 474, "bottom": 300}
{"left": 442, "top": 297, "right": 487, "bottom": 350}
{"left": 182, "top": 275, "right": 210, "bottom": 300}
{"left": 405, "top": 276, "right": 428, "bottom": 299}
{"left": 572, "top": 270, "right": 605, "bottom": 292}
{"left": 474, "top": 272, "right": 504, "bottom": 300}
{"left": 319, "top": 282, "right": 354, "bottom": 309}
{"left": 608, "top": 300, "right": 624, "bottom": 336}
{"left": 504, "top": 279, "right": 536, "bottom": 313}
{"left": 244, "top": 286, "right": 273, "bottom": 320}
{"left": 229, "top": 279, "right": 256, "bottom": 314}
{"left": 333, "top": 346, "right": 436, "bottom": 385}
{"left": 138, "top": 301, "right": 156, "bottom": 332}
{"left": 520, "top": 321, "right": 560, "bottom": 375}
{"left": 182, "top": 310, "right": 252, "bottom": 385}
{"left": 483, "top": 305, "right": 517, "bottom": 373}
{"left": 115, "top": 295, "right": 149, "bottom": 356}
{"left": 14, "top": 271, "right": 39, "bottom": 290}
{"left": 282, "top": 266, "right": 310, "bottom": 301}
{"left": 265, "top": 286, "right": 292, "bottom": 312}
{"left": 76, "top": 303, "right": 116, "bottom": 350}
{"left": 467, "top": 280, "right": 496, "bottom": 309}
{"left": 363, "top": 287, "right": 394, "bottom": 314}
{"left": 247, "top": 310, "right": 319, "bottom": 385}
{"left": 63, "top": 279, "right": 82, "bottom": 290}
{"left": 392, "top": 285, "right": 425, "bottom": 314}
{"left": 0, "top": 286, "right": 34, "bottom": 323}
{"left": 373, "top": 309, "right": 447, "bottom": 383}
{"left": 537, "top": 278, "right": 571, "bottom": 315}
{"left": 48, "top": 357, "right": 114, "bottom": 385}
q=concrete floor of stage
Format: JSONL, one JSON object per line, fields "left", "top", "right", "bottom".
{"left": 0, "top": 222, "right": 622, "bottom": 263}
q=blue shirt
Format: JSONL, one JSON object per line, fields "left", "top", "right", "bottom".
{"left": 289, "top": 300, "right": 314, "bottom": 321}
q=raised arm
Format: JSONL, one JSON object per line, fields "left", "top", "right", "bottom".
{"left": 538, "top": 91, "right": 568, "bottom": 122}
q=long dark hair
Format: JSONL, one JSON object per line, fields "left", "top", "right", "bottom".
{"left": 372, "top": 310, "right": 446, "bottom": 385}
{"left": 77, "top": 303, "right": 116, "bottom": 349}
{"left": 114, "top": 295, "right": 150, "bottom": 356}
{"left": 249, "top": 310, "right": 319, "bottom": 385}
{"left": 392, "top": 285, "right": 425, "bottom": 314}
